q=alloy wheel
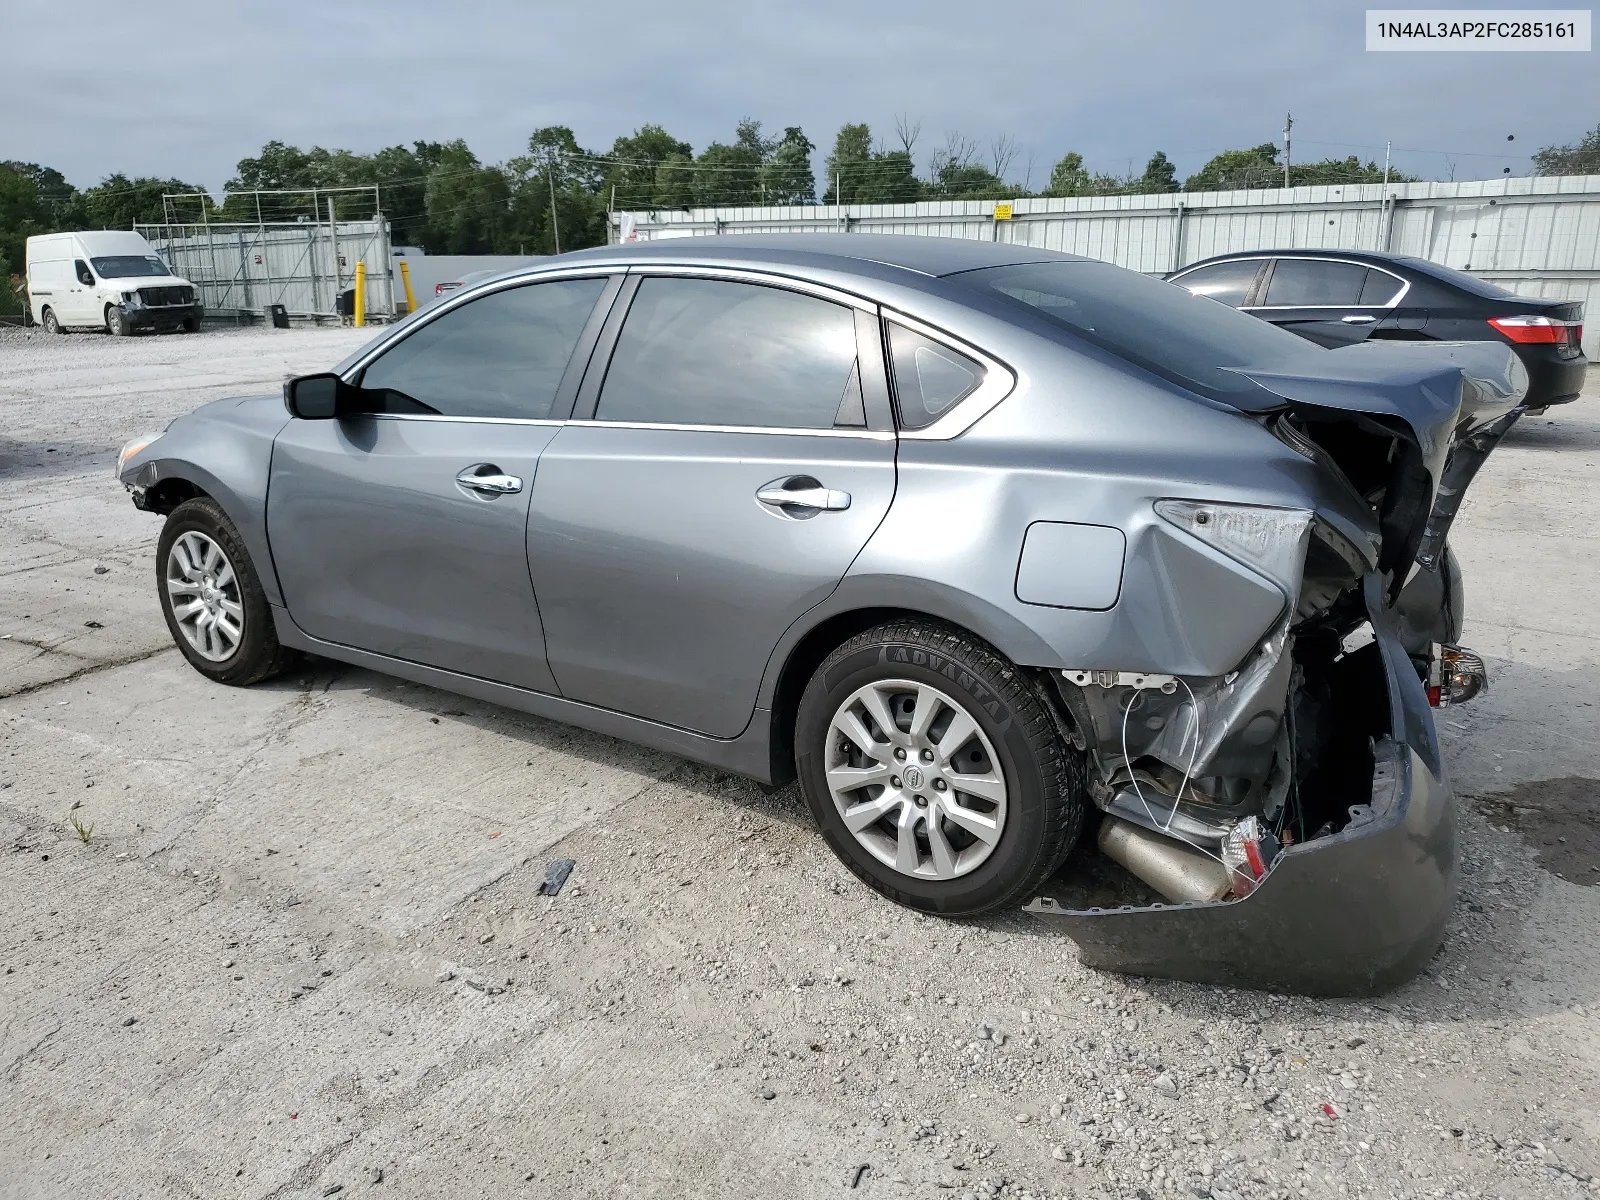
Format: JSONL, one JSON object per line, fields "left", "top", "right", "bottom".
{"left": 824, "top": 678, "right": 1008, "bottom": 880}
{"left": 165, "top": 530, "right": 244, "bottom": 661}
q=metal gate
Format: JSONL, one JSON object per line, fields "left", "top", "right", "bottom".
{"left": 134, "top": 217, "right": 395, "bottom": 320}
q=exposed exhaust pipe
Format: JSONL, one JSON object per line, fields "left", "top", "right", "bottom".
{"left": 1098, "top": 816, "right": 1232, "bottom": 904}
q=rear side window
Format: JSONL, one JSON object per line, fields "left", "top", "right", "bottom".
{"left": 359, "top": 278, "right": 606, "bottom": 419}
{"left": 596, "top": 277, "right": 862, "bottom": 429}
{"left": 1358, "top": 269, "right": 1406, "bottom": 306}
{"left": 889, "top": 324, "right": 984, "bottom": 429}
{"left": 960, "top": 260, "right": 1321, "bottom": 407}
{"left": 1171, "top": 259, "right": 1263, "bottom": 308}
{"left": 1263, "top": 259, "right": 1369, "bottom": 307}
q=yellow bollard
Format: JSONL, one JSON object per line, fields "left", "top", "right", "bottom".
{"left": 398, "top": 259, "right": 416, "bottom": 314}
{"left": 354, "top": 261, "right": 366, "bottom": 327}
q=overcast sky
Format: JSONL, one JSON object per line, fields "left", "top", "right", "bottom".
{"left": 7, "top": 0, "right": 1597, "bottom": 194}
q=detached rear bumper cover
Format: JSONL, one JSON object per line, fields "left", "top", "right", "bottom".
{"left": 1027, "top": 576, "right": 1456, "bottom": 996}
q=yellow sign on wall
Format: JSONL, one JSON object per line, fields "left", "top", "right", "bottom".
{"left": 993, "top": 202, "right": 1014, "bottom": 221}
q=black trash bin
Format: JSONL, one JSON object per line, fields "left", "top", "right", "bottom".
{"left": 335, "top": 289, "right": 356, "bottom": 320}
{"left": 265, "top": 304, "right": 289, "bottom": 329}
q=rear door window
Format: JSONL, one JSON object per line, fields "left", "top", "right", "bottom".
{"left": 359, "top": 277, "right": 606, "bottom": 419}
{"left": 1357, "top": 269, "right": 1406, "bottom": 306}
{"left": 595, "top": 277, "right": 862, "bottom": 429}
{"left": 1263, "top": 259, "right": 1369, "bottom": 307}
{"left": 1171, "top": 259, "right": 1264, "bottom": 308}
{"left": 888, "top": 324, "right": 985, "bottom": 429}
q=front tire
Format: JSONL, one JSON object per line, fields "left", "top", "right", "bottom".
{"left": 795, "top": 619, "right": 1086, "bottom": 916}
{"left": 157, "top": 497, "right": 296, "bottom": 685}
{"left": 106, "top": 305, "right": 129, "bottom": 336}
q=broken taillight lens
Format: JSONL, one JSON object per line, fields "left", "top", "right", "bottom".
{"left": 1487, "top": 314, "right": 1576, "bottom": 345}
{"left": 1221, "top": 816, "right": 1281, "bottom": 897}
{"left": 1428, "top": 643, "right": 1489, "bottom": 707}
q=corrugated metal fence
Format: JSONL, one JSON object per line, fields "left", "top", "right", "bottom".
{"left": 612, "top": 175, "right": 1600, "bottom": 358}
{"left": 134, "top": 218, "right": 394, "bottom": 319}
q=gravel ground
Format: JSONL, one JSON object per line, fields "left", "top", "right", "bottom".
{"left": 1, "top": 324, "right": 1598, "bottom": 1199}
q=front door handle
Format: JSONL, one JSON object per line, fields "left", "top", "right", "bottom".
{"left": 456, "top": 464, "right": 523, "bottom": 495}
{"left": 756, "top": 477, "right": 851, "bottom": 514}
{"left": 1341, "top": 314, "right": 1378, "bottom": 324}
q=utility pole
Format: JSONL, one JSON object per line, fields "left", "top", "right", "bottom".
{"left": 1378, "top": 140, "right": 1392, "bottom": 251}
{"left": 547, "top": 149, "right": 562, "bottom": 255}
{"left": 1283, "top": 112, "right": 1293, "bottom": 189}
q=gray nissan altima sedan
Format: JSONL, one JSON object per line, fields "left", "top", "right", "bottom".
{"left": 117, "top": 234, "right": 1527, "bottom": 995}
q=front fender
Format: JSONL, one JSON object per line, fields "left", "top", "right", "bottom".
{"left": 120, "top": 395, "right": 290, "bottom": 606}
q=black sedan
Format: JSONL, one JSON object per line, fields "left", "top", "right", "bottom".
{"left": 1168, "top": 249, "right": 1586, "bottom": 410}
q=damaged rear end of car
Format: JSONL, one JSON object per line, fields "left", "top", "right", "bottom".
{"left": 1023, "top": 336, "right": 1528, "bottom": 995}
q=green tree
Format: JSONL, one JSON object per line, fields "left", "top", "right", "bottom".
{"left": 82, "top": 175, "right": 213, "bottom": 228}
{"left": 423, "top": 140, "right": 511, "bottom": 253}
{"left": 604, "top": 125, "right": 693, "bottom": 208}
{"left": 1043, "top": 152, "right": 1091, "bottom": 197}
{"left": 761, "top": 127, "right": 816, "bottom": 204}
{"left": 1184, "top": 143, "right": 1283, "bottom": 191}
{"left": 692, "top": 119, "right": 770, "bottom": 207}
{"left": 1135, "top": 151, "right": 1178, "bottom": 193}
{"left": 930, "top": 159, "right": 1011, "bottom": 198}
{"left": 1185, "top": 144, "right": 1415, "bottom": 191}
{"left": 0, "top": 162, "right": 83, "bottom": 309}
{"left": 653, "top": 152, "right": 696, "bottom": 209}
{"left": 508, "top": 127, "right": 607, "bottom": 253}
{"left": 1534, "top": 123, "right": 1600, "bottom": 175}
{"left": 824, "top": 122, "right": 872, "bottom": 201}
{"left": 823, "top": 124, "right": 921, "bottom": 204}
{"left": 1289, "top": 155, "right": 1416, "bottom": 186}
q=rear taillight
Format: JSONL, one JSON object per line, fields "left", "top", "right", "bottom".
{"left": 1488, "top": 314, "right": 1575, "bottom": 344}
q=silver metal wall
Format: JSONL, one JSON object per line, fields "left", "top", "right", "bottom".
{"left": 134, "top": 219, "right": 395, "bottom": 319}
{"left": 613, "top": 175, "right": 1600, "bottom": 358}
{"left": 391, "top": 254, "right": 548, "bottom": 307}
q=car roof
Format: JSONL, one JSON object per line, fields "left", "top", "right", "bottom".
{"left": 1175, "top": 248, "right": 1420, "bottom": 272}
{"left": 557, "top": 233, "right": 1087, "bottom": 278}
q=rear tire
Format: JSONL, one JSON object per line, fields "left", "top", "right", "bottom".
{"left": 106, "top": 305, "right": 128, "bottom": 336}
{"left": 157, "top": 497, "right": 297, "bottom": 686}
{"left": 795, "top": 619, "right": 1086, "bottom": 916}
{"left": 180, "top": 317, "right": 199, "bottom": 333}
{"left": 42, "top": 307, "right": 63, "bottom": 335}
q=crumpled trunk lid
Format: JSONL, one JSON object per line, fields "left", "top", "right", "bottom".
{"left": 1227, "top": 340, "right": 1528, "bottom": 589}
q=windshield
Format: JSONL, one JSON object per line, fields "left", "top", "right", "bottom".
{"left": 956, "top": 260, "right": 1326, "bottom": 406}
{"left": 90, "top": 255, "right": 172, "bottom": 279}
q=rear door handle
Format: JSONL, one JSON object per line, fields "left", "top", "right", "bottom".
{"left": 456, "top": 465, "right": 523, "bottom": 495}
{"left": 756, "top": 477, "right": 851, "bottom": 513}
{"left": 1341, "top": 314, "right": 1378, "bottom": 324}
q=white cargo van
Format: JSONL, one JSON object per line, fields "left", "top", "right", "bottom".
{"left": 25, "top": 230, "right": 202, "bottom": 336}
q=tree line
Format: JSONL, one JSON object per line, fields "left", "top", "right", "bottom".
{"left": 6, "top": 116, "right": 1596, "bottom": 314}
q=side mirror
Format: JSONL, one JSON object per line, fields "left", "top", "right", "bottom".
{"left": 284, "top": 372, "right": 360, "bottom": 419}
{"left": 77, "top": 269, "right": 94, "bottom": 286}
